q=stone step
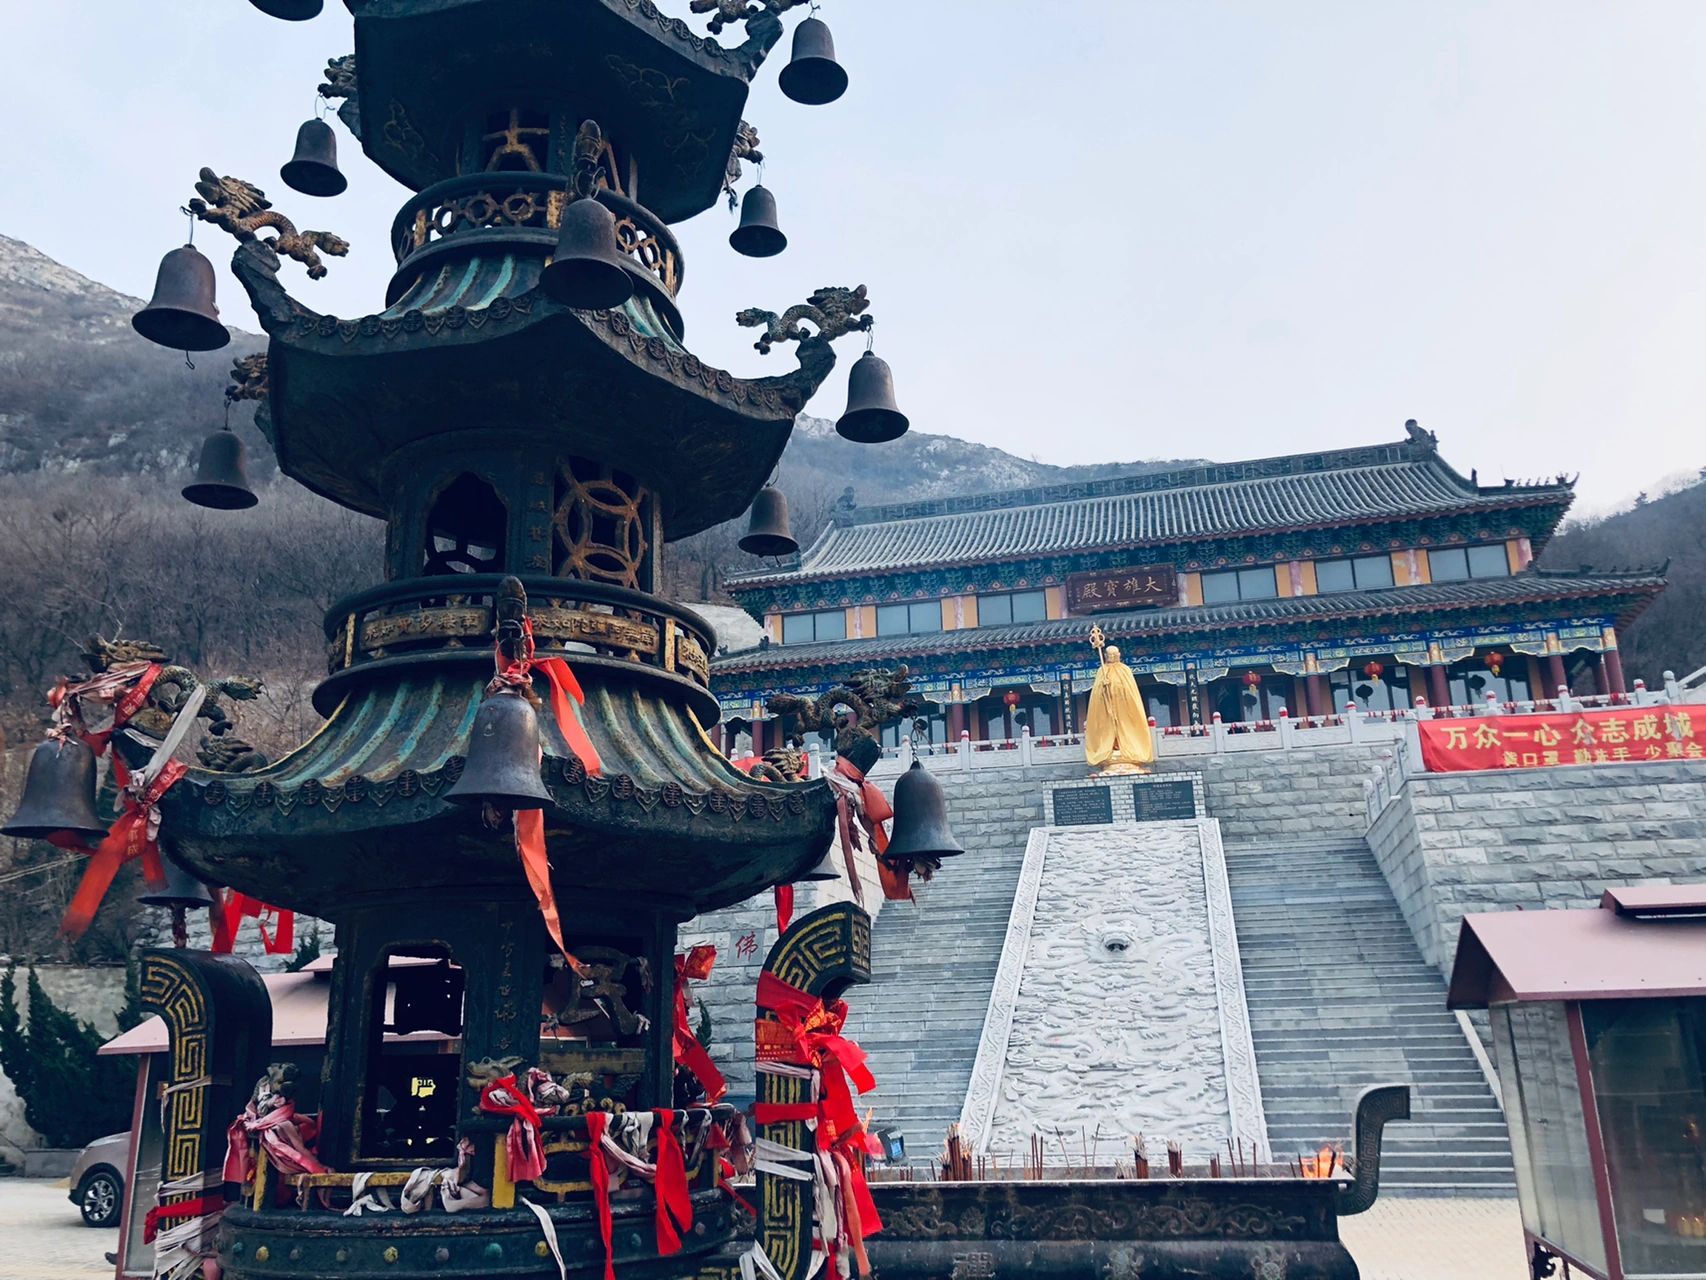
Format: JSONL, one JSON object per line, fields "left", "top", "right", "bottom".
{"left": 1224, "top": 834, "right": 1513, "bottom": 1191}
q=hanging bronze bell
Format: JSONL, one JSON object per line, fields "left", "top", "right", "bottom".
{"left": 132, "top": 245, "right": 230, "bottom": 353}
{"left": 541, "top": 196, "right": 635, "bottom": 311}
{"left": 137, "top": 858, "right": 216, "bottom": 912}
{"left": 884, "top": 759, "right": 965, "bottom": 862}
{"left": 779, "top": 17, "right": 849, "bottom": 106}
{"left": 2, "top": 738, "right": 109, "bottom": 841}
{"left": 445, "top": 692, "right": 556, "bottom": 809}
{"left": 740, "top": 485, "right": 799, "bottom": 557}
{"left": 729, "top": 185, "right": 787, "bottom": 258}
{"left": 248, "top": 0, "right": 323, "bottom": 18}
{"left": 836, "top": 349, "right": 910, "bottom": 443}
{"left": 183, "top": 427, "right": 259, "bottom": 510}
{"left": 281, "top": 118, "right": 347, "bottom": 197}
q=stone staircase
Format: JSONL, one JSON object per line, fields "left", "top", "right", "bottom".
{"left": 839, "top": 779, "right": 1039, "bottom": 1159}
{"left": 1223, "top": 836, "right": 1515, "bottom": 1193}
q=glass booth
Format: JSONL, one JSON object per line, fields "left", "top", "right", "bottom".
{"left": 1450, "top": 886, "right": 1706, "bottom": 1280}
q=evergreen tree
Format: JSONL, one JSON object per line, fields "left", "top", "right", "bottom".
{"left": 0, "top": 962, "right": 140, "bottom": 1148}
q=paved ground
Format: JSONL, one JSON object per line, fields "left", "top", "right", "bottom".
{"left": 0, "top": 1179, "right": 1529, "bottom": 1279}
{"left": 1341, "top": 1196, "right": 1530, "bottom": 1279}
{"left": 0, "top": 1180, "right": 116, "bottom": 1279}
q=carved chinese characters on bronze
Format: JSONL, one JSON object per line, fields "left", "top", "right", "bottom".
{"left": 1066, "top": 565, "right": 1178, "bottom": 614}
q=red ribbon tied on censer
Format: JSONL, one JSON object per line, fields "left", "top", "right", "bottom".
{"left": 490, "top": 618, "right": 602, "bottom": 969}
{"left": 673, "top": 946, "right": 727, "bottom": 1103}
{"left": 478, "top": 1074, "right": 547, "bottom": 1184}
{"left": 752, "top": 971, "right": 884, "bottom": 1267}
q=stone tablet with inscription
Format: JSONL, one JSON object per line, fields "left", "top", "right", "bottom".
{"left": 1131, "top": 778, "right": 1197, "bottom": 822}
{"left": 1050, "top": 785, "right": 1114, "bottom": 827}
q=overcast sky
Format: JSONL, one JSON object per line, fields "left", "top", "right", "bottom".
{"left": 9, "top": 2, "right": 1706, "bottom": 515}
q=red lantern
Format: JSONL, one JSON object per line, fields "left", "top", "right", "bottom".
{"left": 1362, "top": 661, "right": 1384, "bottom": 683}
{"left": 1002, "top": 690, "right": 1021, "bottom": 709}
{"left": 1484, "top": 651, "right": 1504, "bottom": 677}
{"left": 1243, "top": 671, "right": 1262, "bottom": 689}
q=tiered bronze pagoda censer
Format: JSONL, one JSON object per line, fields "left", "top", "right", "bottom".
{"left": 2, "top": 3, "right": 953, "bottom": 1279}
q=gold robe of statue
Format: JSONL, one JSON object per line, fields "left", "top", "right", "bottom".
{"left": 1083, "top": 645, "right": 1155, "bottom": 773}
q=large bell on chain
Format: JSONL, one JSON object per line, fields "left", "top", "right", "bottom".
{"left": 836, "top": 349, "right": 910, "bottom": 443}
{"left": 779, "top": 17, "right": 849, "bottom": 106}
{"left": 2, "top": 739, "right": 109, "bottom": 841}
{"left": 281, "top": 118, "right": 347, "bottom": 197}
{"left": 248, "top": 0, "right": 323, "bottom": 18}
{"left": 884, "top": 759, "right": 965, "bottom": 862}
{"left": 183, "top": 427, "right": 259, "bottom": 510}
{"left": 132, "top": 245, "right": 230, "bottom": 353}
{"left": 541, "top": 196, "right": 635, "bottom": 311}
{"left": 739, "top": 486, "right": 799, "bottom": 557}
{"left": 729, "top": 185, "right": 787, "bottom": 258}
{"left": 137, "top": 858, "right": 215, "bottom": 913}
{"left": 445, "top": 692, "right": 556, "bottom": 809}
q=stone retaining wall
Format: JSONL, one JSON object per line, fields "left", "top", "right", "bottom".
{"left": 1366, "top": 761, "right": 1706, "bottom": 971}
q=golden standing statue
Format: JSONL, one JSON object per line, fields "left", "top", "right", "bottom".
{"left": 1083, "top": 624, "right": 1154, "bottom": 775}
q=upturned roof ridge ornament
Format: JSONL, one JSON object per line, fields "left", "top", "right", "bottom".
{"left": 723, "top": 120, "right": 764, "bottom": 209}
{"left": 738, "top": 284, "right": 872, "bottom": 354}
{"left": 188, "top": 168, "right": 350, "bottom": 279}
{"left": 225, "top": 353, "right": 268, "bottom": 404}
{"left": 690, "top": 0, "right": 810, "bottom": 36}
{"left": 318, "top": 54, "right": 356, "bottom": 102}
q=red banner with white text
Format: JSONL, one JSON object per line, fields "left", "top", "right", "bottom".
{"left": 1419, "top": 705, "right": 1706, "bottom": 773}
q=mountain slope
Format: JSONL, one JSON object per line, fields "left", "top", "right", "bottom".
{"left": 1541, "top": 478, "right": 1706, "bottom": 681}
{"left": 0, "top": 234, "right": 264, "bottom": 475}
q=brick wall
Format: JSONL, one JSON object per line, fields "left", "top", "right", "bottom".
{"left": 1366, "top": 761, "right": 1706, "bottom": 971}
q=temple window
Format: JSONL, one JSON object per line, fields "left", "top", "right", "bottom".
{"left": 423, "top": 473, "right": 506, "bottom": 575}
{"left": 1315, "top": 555, "right": 1395, "bottom": 593}
{"left": 780, "top": 609, "right": 846, "bottom": 644}
{"left": 1201, "top": 567, "right": 1278, "bottom": 604}
{"left": 479, "top": 108, "right": 550, "bottom": 172}
{"left": 1451, "top": 660, "right": 1531, "bottom": 707}
{"left": 1330, "top": 664, "right": 1414, "bottom": 714}
{"left": 359, "top": 951, "right": 464, "bottom": 1162}
{"left": 1429, "top": 543, "right": 1511, "bottom": 582}
{"left": 876, "top": 601, "right": 944, "bottom": 635}
{"left": 977, "top": 590, "right": 1046, "bottom": 626}
{"left": 880, "top": 708, "right": 946, "bottom": 748}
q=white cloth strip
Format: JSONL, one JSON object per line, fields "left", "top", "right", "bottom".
{"left": 741, "top": 1241, "right": 786, "bottom": 1280}
{"left": 521, "top": 1196, "right": 567, "bottom": 1280}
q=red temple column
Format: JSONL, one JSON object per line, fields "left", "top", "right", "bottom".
{"left": 1308, "top": 674, "right": 1333, "bottom": 716}
{"left": 749, "top": 719, "right": 765, "bottom": 756}
{"left": 1545, "top": 654, "right": 1568, "bottom": 698}
{"left": 1427, "top": 665, "right": 1450, "bottom": 709}
{"left": 1292, "top": 676, "right": 1312, "bottom": 720}
{"left": 948, "top": 703, "right": 967, "bottom": 741}
{"left": 1604, "top": 647, "right": 1627, "bottom": 696}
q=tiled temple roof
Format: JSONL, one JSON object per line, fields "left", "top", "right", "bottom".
{"left": 712, "top": 570, "right": 1663, "bottom": 676}
{"left": 726, "top": 438, "right": 1573, "bottom": 590}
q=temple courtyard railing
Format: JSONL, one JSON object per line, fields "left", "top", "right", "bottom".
{"left": 848, "top": 667, "right": 1706, "bottom": 791}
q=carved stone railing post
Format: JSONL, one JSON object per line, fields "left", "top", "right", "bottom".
{"left": 1336, "top": 1082, "right": 1412, "bottom": 1216}
{"left": 753, "top": 903, "right": 872, "bottom": 1280}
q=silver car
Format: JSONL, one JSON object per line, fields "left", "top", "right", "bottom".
{"left": 67, "top": 1132, "right": 127, "bottom": 1228}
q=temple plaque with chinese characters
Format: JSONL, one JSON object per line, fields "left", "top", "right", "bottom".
{"left": 1065, "top": 565, "right": 1178, "bottom": 614}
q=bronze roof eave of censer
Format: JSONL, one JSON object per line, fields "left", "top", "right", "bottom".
{"left": 2, "top": 3, "right": 962, "bottom": 1280}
